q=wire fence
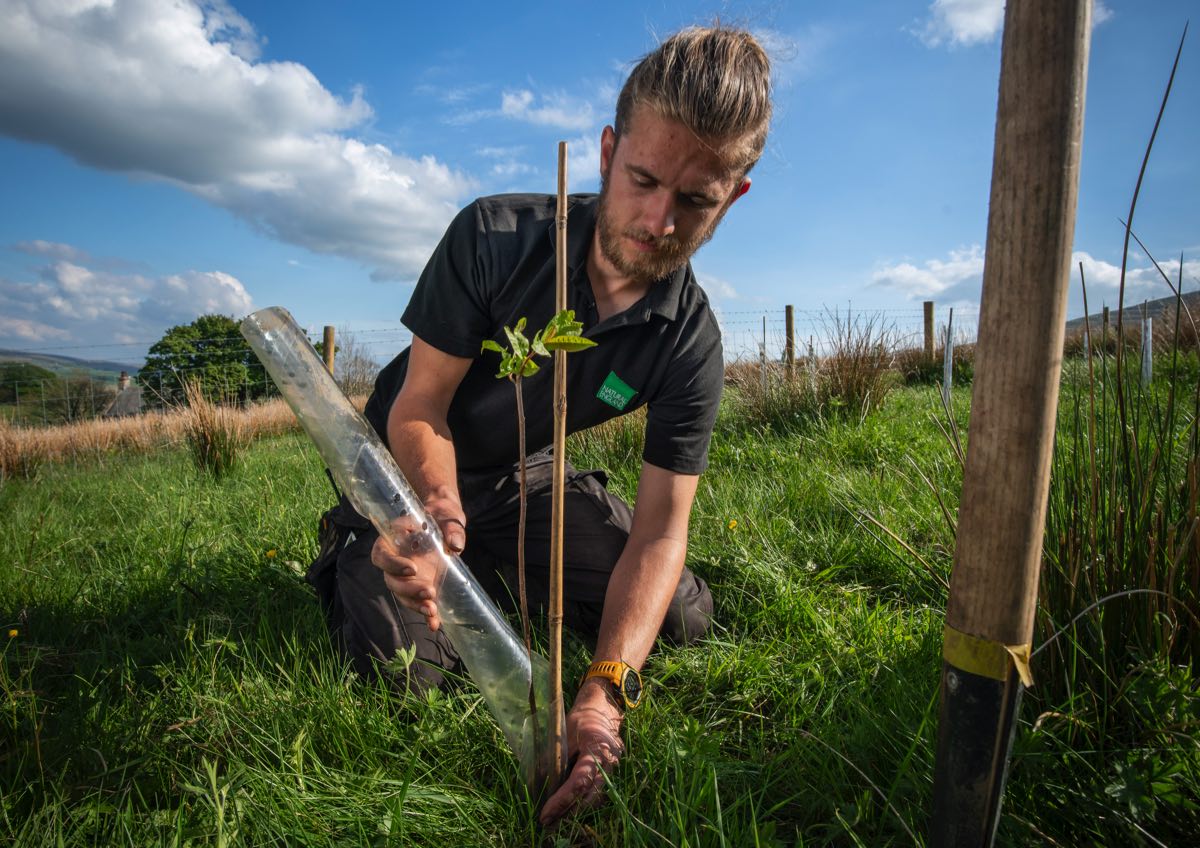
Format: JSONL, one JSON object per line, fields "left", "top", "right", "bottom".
{"left": 715, "top": 305, "right": 980, "bottom": 362}
{"left": 2, "top": 304, "right": 979, "bottom": 428}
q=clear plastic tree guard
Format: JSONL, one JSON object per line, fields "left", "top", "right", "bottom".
{"left": 241, "top": 306, "right": 561, "bottom": 791}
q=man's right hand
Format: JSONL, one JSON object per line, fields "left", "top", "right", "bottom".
{"left": 370, "top": 497, "right": 467, "bottom": 633}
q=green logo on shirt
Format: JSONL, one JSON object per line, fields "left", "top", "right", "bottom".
{"left": 596, "top": 371, "right": 636, "bottom": 411}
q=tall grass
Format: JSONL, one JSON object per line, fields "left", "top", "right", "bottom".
{"left": 1040, "top": 283, "right": 1200, "bottom": 706}
{"left": 0, "top": 396, "right": 369, "bottom": 479}
{"left": 182, "top": 380, "right": 250, "bottom": 478}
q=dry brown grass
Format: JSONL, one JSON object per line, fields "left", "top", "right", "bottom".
{"left": 0, "top": 395, "right": 368, "bottom": 480}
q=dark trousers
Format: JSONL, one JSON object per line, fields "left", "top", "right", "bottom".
{"left": 307, "top": 452, "right": 713, "bottom": 694}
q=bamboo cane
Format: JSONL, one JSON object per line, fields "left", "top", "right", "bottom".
{"left": 548, "top": 141, "right": 569, "bottom": 786}
{"left": 930, "top": 1, "right": 1092, "bottom": 845}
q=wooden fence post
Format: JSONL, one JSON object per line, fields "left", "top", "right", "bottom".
{"left": 930, "top": 1, "right": 1092, "bottom": 845}
{"left": 785, "top": 305, "right": 795, "bottom": 380}
{"left": 322, "top": 325, "right": 336, "bottom": 375}
{"left": 924, "top": 301, "right": 936, "bottom": 362}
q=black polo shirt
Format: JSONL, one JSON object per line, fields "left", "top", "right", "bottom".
{"left": 363, "top": 193, "right": 724, "bottom": 476}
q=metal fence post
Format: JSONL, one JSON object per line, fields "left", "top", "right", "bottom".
{"left": 943, "top": 307, "right": 955, "bottom": 408}
{"left": 759, "top": 315, "right": 768, "bottom": 393}
{"left": 1142, "top": 311, "right": 1153, "bottom": 385}
{"left": 785, "top": 305, "right": 795, "bottom": 380}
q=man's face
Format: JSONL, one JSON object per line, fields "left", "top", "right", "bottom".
{"left": 595, "top": 104, "right": 749, "bottom": 286}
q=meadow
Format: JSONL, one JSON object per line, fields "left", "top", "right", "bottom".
{"left": 2, "top": 333, "right": 1196, "bottom": 846}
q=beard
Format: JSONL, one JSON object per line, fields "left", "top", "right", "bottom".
{"left": 595, "top": 176, "right": 721, "bottom": 286}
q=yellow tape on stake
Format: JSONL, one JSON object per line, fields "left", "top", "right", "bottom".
{"left": 942, "top": 623, "right": 1034, "bottom": 688}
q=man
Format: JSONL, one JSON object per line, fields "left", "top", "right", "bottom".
{"left": 308, "top": 25, "right": 772, "bottom": 824}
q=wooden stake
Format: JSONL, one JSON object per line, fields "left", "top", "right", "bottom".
{"left": 931, "top": 1, "right": 1091, "bottom": 844}
{"left": 322, "top": 325, "right": 335, "bottom": 375}
{"left": 924, "top": 301, "right": 935, "bottom": 362}
{"left": 548, "top": 141, "right": 569, "bottom": 787}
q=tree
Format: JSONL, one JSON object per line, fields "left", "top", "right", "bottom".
{"left": 44, "top": 373, "right": 116, "bottom": 424}
{"left": 139, "top": 314, "right": 271, "bottom": 408}
{"left": 0, "top": 363, "right": 56, "bottom": 404}
{"left": 332, "top": 327, "right": 380, "bottom": 397}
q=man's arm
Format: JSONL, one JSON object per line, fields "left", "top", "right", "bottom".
{"left": 372, "top": 335, "right": 473, "bottom": 631}
{"left": 540, "top": 461, "right": 700, "bottom": 824}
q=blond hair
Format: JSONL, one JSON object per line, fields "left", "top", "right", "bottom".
{"left": 615, "top": 26, "right": 773, "bottom": 177}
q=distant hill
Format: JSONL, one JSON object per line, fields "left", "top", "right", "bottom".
{"left": 0, "top": 348, "right": 142, "bottom": 379}
{"left": 1064, "top": 290, "right": 1200, "bottom": 334}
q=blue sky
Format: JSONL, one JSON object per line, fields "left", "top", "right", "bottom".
{"left": 0, "top": 0, "right": 1196, "bottom": 365}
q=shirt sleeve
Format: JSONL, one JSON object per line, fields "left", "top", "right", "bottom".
{"left": 401, "top": 201, "right": 493, "bottom": 358}
{"left": 642, "top": 312, "right": 724, "bottom": 475}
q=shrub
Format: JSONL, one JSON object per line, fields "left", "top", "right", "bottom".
{"left": 721, "top": 361, "right": 825, "bottom": 433}
{"left": 818, "top": 309, "right": 898, "bottom": 419}
{"left": 894, "top": 342, "right": 975, "bottom": 386}
{"left": 182, "top": 380, "right": 248, "bottom": 478}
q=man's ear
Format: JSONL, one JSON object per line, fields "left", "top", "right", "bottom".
{"left": 599, "top": 125, "right": 616, "bottom": 178}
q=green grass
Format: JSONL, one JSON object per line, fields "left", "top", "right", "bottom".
{"left": 2, "top": 378, "right": 1196, "bottom": 845}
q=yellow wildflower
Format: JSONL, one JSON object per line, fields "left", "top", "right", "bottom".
{"left": 727, "top": 519, "right": 738, "bottom": 531}
{"left": 7, "top": 629, "right": 17, "bottom": 638}
{"left": 266, "top": 549, "right": 277, "bottom": 558}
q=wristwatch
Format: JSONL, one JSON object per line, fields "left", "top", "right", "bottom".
{"left": 583, "top": 660, "right": 644, "bottom": 710}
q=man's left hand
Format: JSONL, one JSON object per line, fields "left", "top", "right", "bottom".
{"left": 539, "top": 679, "right": 625, "bottom": 826}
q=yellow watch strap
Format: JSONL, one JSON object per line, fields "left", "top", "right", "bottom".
{"left": 584, "top": 661, "right": 625, "bottom": 685}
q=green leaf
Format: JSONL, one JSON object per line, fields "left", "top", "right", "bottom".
{"left": 481, "top": 339, "right": 504, "bottom": 354}
{"left": 496, "top": 353, "right": 522, "bottom": 378}
{"left": 503, "top": 325, "right": 529, "bottom": 358}
{"left": 544, "top": 309, "right": 584, "bottom": 341}
{"left": 519, "top": 359, "right": 540, "bottom": 377}
{"left": 531, "top": 330, "right": 550, "bottom": 358}
{"left": 543, "top": 335, "right": 597, "bottom": 353}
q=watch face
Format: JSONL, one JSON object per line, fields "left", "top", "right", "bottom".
{"left": 621, "top": 668, "right": 642, "bottom": 706}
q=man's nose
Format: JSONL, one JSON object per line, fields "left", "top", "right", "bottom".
{"left": 641, "top": 192, "right": 675, "bottom": 238}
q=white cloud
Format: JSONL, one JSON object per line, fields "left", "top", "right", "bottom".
{"left": 753, "top": 25, "right": 833, "bottom": 83}
{"left": 453, "top": 88, "right": 597, "bottom": 131}
{"left": 0, "top": 315, "right": 71, "bottom": 343}
{"left": 13, "top": 239, "right": 93, "bottom": 263}
{"left": 501, "top": 89, "right": 595, "bottom": 130}
{"left": 1073, "top": 251, "right": 1200, "bottom": 301}
{"left": 871, "top": 245, "right": 1200, "bottom": 316}
{"left": 913, "top": 0, "right": 1111, "bottom": 49}
{"left": 0, "top": 0, "right": 473, "bottom": 281}
{"left": 696, "top": 272, "right": 740, "bottom": 302}
{"left": 913, "top": 0, "right": 1005, "bottom": 48}
{"left": 490, "top": 160, "right": 534, "bottom": 178}
{"left": 0, "top": 245, "right": 254, "bottom": 351}
{"left": 565, "top": 134, "right": 601, "bottom": 190}
{"left": 872, "top": 245, "right": 986, "bottom": 297}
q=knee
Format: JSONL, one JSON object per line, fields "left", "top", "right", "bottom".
{"left": 659, "top": 574, "right": 714, "bottom": 646}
